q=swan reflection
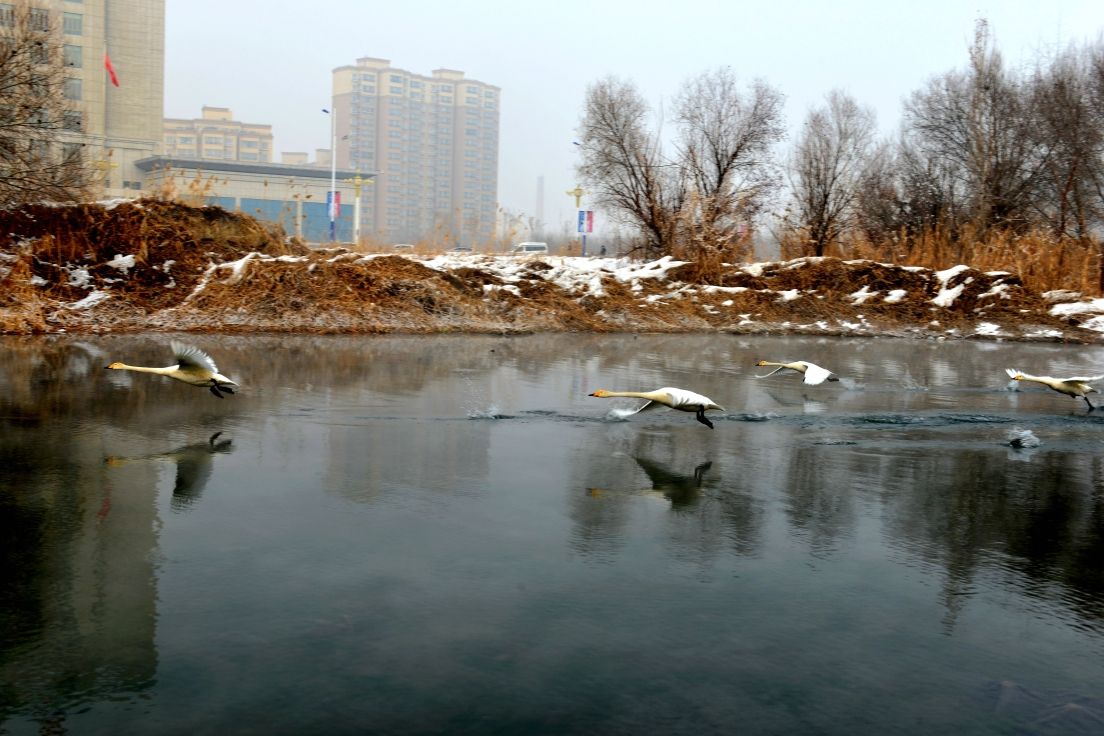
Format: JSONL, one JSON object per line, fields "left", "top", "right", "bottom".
{"left": 105, "top": 432, "right": 233, "bottom": 510}
{"left": 588, "top": 457, "right": 714, "bottom": 509}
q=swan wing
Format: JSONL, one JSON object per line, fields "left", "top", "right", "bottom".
{"left": 802, "top": 363, "right": 834, "bottom": 385}
{"left": 171, "top": 341, "right": 219, "bottom": 374}
{"left": 755, "top": 366, "right": 786, "bottom": 379}
{"left": 659, "top": 387, "right": 721, "bottom": 410}
{"left": 632, "top": 400, "right": 663, "bottom": 414}
{"left": 1063, "top": 375, "right": 1104, "bottom": 384}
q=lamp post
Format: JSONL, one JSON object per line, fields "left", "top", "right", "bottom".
{"left": 566, "top": 185, "right": 586, "bottom": 255}
{"left": 323, "top": 108, "right": 337, "bottom": 242}
{"left": 351, "top": 174, "right": 365, "bottom": 245}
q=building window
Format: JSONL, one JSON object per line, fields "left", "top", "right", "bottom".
{"left": 29, "top": 7, "right": 49, "bottom": 31}
{"left": 62, "top": 110, "right": 81, "bottom": 131}
{"left": 63, "top": 77, "right": 81, "bottom": 100}
{"left": 62, "top": 12, "right": 81, "bottom": 35}
{"left": 0, "top": 5, "right": 13, "bottom": 28}
{"left": 63, "top": 44, "right": 82, "bottom": 68}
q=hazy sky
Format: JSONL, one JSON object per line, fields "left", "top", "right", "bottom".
{"left": 165, "top": 0, "right": 1102, "bottom": 230}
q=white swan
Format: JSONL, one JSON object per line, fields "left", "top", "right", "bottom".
{"left": 1005, "top": 368, "right": 1103, "bottom": 410}
{"left": 588, "top": 387, "right": 723, "bottom": 429}
{"left": 106, "top": 341, "right": 239, "bottom": 398}
{"left": 755, "top": 360, "right": 838, "bottom": 385}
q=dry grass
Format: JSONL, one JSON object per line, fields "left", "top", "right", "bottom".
{"left": 0, "top": 199, "right": 1095, "bottom": 339}
{"left": 781, "top": 226, "right": 1103, "bottom": 297}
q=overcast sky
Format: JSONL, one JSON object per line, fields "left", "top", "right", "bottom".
{"left": 165, "top": 0, "right": 1102, "bottom": 230}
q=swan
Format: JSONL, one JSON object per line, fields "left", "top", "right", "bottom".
{"left": 588, "top": 387, "right": 723, "bottom": 429}
{"left": 106, "top": 341, "right": 239, "bottom": 398}
{"left": 755, "top": 360, "right": 838, "bottom": 385}
{"left": 1005, "top": 368, "right": 1103, "bottom": 410}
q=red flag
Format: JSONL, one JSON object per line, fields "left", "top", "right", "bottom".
{"left": 104, "top": 51, "right": 119, "bottom": 87}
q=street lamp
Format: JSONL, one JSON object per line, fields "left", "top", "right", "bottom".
{"left": 322, "top": 108, "right": 337, "bottom": 242}
{"left": 566, "top": 185, "right": 586, "bottom": 256}
{"left": 350, "top": 174, "right": 367, "bottom": 245}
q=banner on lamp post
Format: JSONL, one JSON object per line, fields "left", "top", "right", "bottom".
{"left": 577, "top": 210, "right": 593, "bottom": 233}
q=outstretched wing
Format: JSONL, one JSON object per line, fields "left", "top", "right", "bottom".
{"left": 755, "top": 366, "right": 787, "bottom": 379}
{"left": 1063, "top": 374, "right": 1104, "bottom": 384}
{"left": 171, "top": 341, "right": 218, "bottom": 374}
{"left": 632, "top": 400, "right": 663, "bottom": 414}
{"left": 802, "top": 363, "right": 835, "bottom": 385}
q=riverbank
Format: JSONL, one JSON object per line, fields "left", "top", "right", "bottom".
{"left": 2, "top": 199, "right": 1103, "bottom": 342}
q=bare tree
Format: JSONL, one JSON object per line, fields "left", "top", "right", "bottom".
{"left": 787, "top": 90, "right": 876, "bottom": 256}
{"left": 674, "top": 69, "right": 784, "bottom": 257}
{"left": 576, "top": 70, "right": 784, "bottom": 260}
{"left": 902, "top": 20, "right": 1046, "bottom": 232}
{"left": 0, "top": 1, "right": 92, "bottom": 206}
{"left": 1028, "top": 43, "right": 1103, "bottom": 238}
{"left": 576, "top": 76, "right": 681, "bottom": 258}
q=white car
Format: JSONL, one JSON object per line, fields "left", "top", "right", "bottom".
{"left": 510, "top": 242, "right": 548, "bottom": 254}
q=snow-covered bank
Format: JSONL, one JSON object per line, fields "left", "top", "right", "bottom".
{"left": 1, "top": 200, "right": 1101, "bottom": 341}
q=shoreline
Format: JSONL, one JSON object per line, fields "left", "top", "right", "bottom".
{"left": 2, "top": 200, "right": 1102, "bottom": 343}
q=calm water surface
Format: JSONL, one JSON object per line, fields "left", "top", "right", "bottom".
{"left": 2, "top": 334, "right": 1103, "bottom": 735}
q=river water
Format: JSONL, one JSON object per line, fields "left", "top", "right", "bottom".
{"left": 2, "top": 333, "right": 1103, "bottom": 735}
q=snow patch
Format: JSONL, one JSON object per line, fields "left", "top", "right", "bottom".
{"left": 68, "top": 289, "right": 110, "bottom": 309}
{"left": 106, "top": 253, "right": 136, "bottom": 275}
{"left": 850, "top": 285, "right": 878, "bottom": 305}
{"left": 974, "top": 322, "right": 1004, "bottom": 336}
{"left": 1050, "top": 298, "right": 1104, "bottom": 317}
{"left": 932, "top": 283, "right": 965, "bottom": 307}
{"left": 935, "top": 265, "right": 970, "bottom": 283}
{"left": 884, "top": 289, "right": 907, "bottom": 304}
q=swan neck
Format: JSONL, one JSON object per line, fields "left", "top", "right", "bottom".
{"left": 605, "top": 390, "right": 652, "bottom": 400}
{"left": 115, "top": 364, "right": 173, "bottom": 376}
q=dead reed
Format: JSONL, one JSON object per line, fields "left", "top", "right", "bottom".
{"left": 781, "top": 226, "right": 1103, "bottom": 297}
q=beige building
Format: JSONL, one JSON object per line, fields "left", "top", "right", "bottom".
{"left": 331, "top": 57, "right": 499, "bottom": 246}
{"left": 17, "top": 0, "right": 166, "bottom": 196}
{"left": 136, "top": 155, "right": 369, "bottom": 244}
{"left": 164, "top": 106, "right": 273, "bottom": 163}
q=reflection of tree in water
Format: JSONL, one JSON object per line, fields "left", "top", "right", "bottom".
{"left": 105, "top": 431, "right": 233, "bottom": 511}
{"left": 781, "top": 445, "right": 857, "bottom": 557}
{"left": 882, "top": 448, "right": 1104, "bottom": 631}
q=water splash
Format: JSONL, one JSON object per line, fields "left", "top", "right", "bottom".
{"left": 467, "top": 406, "right": 510, "bottom": 420}
{"left": 1007, "top": 427, "right": 1041, "bottom": 448}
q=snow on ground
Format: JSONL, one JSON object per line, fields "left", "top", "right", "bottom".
{"left": 1050, "top": 298, "right": 1104, "bottom": 317}
{"left": 68, "top": 289, "right": 111, "bottom": 309}
{"left": 106, "top": 253, "right": 136, "bottom": 275}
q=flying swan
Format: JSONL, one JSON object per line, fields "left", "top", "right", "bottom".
{"left": 588, "top": 387, "right": 723, "bottom": 429}
{"left": 1005, "top": 368, "right": 1103, "bottom": 410}
{"left": 106, "top": 341, "right": 239, "bottom": 398}
{"left": 755, "top": 360, "right": 838, "bottom": 385}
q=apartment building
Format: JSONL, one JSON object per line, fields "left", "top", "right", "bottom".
{"left": 163, "top": 106, "right": 273, "bottom": 163}
{"left": 1, "top": 0, "right": 166, "bottom": 196}
{"left": 331, "top": 57, "right": 499, "bottom": 246}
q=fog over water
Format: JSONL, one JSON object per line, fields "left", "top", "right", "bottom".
{"left": 2, "top": 334, "right": 1103, "bottom": 734}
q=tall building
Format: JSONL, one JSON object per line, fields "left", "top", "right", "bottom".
{"left": 163, "top": 106, "right": 273, "bottom": 163}
{"left": 17, "top": 0, "right": 166, "bottom": 196}
{"left": 331, "top": 57, "right": 500, "bottom": 246}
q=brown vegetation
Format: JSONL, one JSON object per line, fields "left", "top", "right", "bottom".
{"left": 0, "top": 200, "right": 1098, "bottom": 341}
{"left": 780, "top": 225, "right": 1101, "bottom": 297}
